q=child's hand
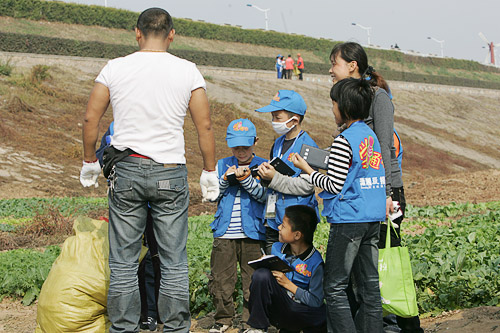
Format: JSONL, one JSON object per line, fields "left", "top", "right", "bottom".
{"left": 271, "top": 271, "right": 290, "bottom": 286}
{"left": 291, "top": 153, "right": 314, "bottom": 174}
{"left": 272, "top": 271, "right": 297, "bottom": 294}
{"left": 257, "top": 162, "right": 276, "bottom": 181}
{"left": 235, "top": 166, "right": 250, "bottom": 178}
{"left": 223, "top": 165, "right": 237, "bottom": 179}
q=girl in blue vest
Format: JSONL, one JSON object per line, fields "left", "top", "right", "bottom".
{"left": 209, "top": 119, "right": 268, "bottom": 333}
{"left": 247, "top": 205, "right": 326, "bottom": 333}
{"left": 254, "top": 90, "right": 319, "bottom": 254}
{"left": 329, "top": 42, "right": 422, "bottom": 333}
{"left": 293, "top": 78, "right": 386, "bottom": 333}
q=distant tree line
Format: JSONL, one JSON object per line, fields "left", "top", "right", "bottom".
{"left": 2, "top": 31, "right": 500, "bottom": 90}
{"left": 1, "top": 0, "right": 499, "bottom": 75}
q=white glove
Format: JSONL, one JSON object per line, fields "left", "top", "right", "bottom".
{"left": 200, "top": 170, "right": 219, "bottom": 202}
{"left": 80, "top": 160, "right": 101, "bottom": 188}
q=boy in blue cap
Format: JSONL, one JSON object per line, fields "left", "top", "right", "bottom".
{"left": 255, "top": 90, "right": 319, "bottom": 254}
{"left": 208, "top": 119, "right": 268, "bottom": 333}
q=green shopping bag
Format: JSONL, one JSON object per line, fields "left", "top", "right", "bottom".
{"left": 378, "top": 221, "right": 419, "bottom": 317}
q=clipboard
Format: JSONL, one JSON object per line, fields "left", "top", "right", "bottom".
{"left": 248, "top": 255, "right": 293, "bottom": 273}
{"left": 299, "top": 144, "right": 329, "bottom": 170}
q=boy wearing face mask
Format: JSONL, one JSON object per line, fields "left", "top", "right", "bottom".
{"left": 255, "top": 90, "right": 319, "bottom": 254}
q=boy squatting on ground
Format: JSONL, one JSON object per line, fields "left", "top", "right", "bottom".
{"left": 292, "top": 78, "right": 386, "bottom": 333}
{"left": 254, "top": 90, "right": 320, "bottom": 254}
{"left": 246, "top": 205, "right": 327, "bottom": 333}
{"left": 208, "top": 119, "right": 268, "bottom": 333}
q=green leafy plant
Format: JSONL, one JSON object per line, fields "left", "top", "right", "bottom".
{"left": 0, "top": 245, "right": 60, "bottom": 305}
{"left": 1, "top": 198, "right": 499, "bottom": 317}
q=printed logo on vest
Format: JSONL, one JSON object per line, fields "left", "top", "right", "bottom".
{"left": 295, "top": 263, "right": 311, "bottom": 277}
{"left": 233, "top": 121, "right": 249, "bottom": 132}
{"left": 359, "top": 136, "right": 382, "bottom": 170}
{"left": 360, "top": 176, "right": 385, "bottom": 190}
{"left": 286, "top": 152, "right": 294, "bottom": 162}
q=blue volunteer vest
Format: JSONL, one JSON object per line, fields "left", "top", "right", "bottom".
{"left": 211, "top": 155, "right": 267, "bottom": 240}
{"left": 271, "top": 242, "right": 323, "bottom": 290}
{"left": 319, "top": 121, "right": 386, "bottom": 223}
{"left": 267, "top": 131, "right": 319, "bottom": 230}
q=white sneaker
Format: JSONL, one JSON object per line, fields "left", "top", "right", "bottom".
{"left": 209, "top": 323, "right": 230, "bottom": 333}
{"left": 243, "top": 328, "right": 267, "bottom": 333}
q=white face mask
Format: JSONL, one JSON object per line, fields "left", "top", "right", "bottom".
{"left": 272, "top": 116, "right": 297, "bottom": 135}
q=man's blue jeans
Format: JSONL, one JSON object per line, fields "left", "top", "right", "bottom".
{"left": 107, "top": 158, "right": 190, "bottom": 333}
{"left": 323, "top": 222, "right": 383, "bottom": 333}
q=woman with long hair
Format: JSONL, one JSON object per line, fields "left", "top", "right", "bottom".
{"left": 327, "top": 42, "right": 423, "bottom": 333}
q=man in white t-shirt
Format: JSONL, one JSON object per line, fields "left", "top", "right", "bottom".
{"left": 79, "top": 8, "right": 218, "bottom": 333}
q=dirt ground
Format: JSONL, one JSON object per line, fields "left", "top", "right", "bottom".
{"left": 1, "top": 53, "right": 500, "bottom": 332}
{"left": 1, "top": 297, "right": 499, "bottom": 333}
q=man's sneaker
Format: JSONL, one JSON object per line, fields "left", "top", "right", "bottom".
{"left": 209, "top": 323, "right": 230, "bottom": 333}
{"left": 140, "top": 316, "right": 157, "bottom": 331}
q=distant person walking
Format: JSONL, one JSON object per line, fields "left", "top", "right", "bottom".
{"left": 276, "top": 54, "right": 283, "bottom": 79}
{"left": 285, "top": 55, "right": 294, "bottom": 80}
{"left": 280, "top": 56, "right": 285, "bottom": 79}
{"left": 79, "top": 7, "right": 218, "bottom": 333}
{"left": 297, "top": 53, "right": 304, "bottom": 80}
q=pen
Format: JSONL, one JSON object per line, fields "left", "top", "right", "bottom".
{"left": 261, "top": 248, "right": 266, "bottom": 256}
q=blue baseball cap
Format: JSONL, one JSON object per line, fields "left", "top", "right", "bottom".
{"left": 255, "top": 90, "right": 307, "bottom": 116}
{"left": 226, "top": 119, "right": 257, "bottom": 148}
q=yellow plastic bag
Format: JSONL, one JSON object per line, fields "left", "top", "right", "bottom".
{"left": 35, "top": 216, "right": 148, "bottom": 332}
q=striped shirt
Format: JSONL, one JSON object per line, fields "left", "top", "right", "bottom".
{"left": 217, "top": 169, "right": 267, "bottom": 239}
{"left": 310, "top": 135, "right": 352, "bottom": 194}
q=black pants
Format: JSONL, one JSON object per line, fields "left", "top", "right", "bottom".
{"left": 248, "top": 268, "right": 326, "bottom": 332}
{"left": 138, "top": 211, "right": 161, "bottom": 323}
{"left": 264, "top": 227, "right": 280, "bottom": 255}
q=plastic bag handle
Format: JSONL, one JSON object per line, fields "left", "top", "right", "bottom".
{"left": 385, "top": 218, "right": 400, "bottom": 248}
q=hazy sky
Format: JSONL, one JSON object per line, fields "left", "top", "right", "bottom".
{"left": 57, "top": 0, "right": 499, "bottom": 64}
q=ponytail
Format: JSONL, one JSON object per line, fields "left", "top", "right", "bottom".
{"left": 361, "top": 65, "right": 390, "bottom": 93}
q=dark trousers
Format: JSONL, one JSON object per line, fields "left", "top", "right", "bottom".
{"left": 286, "top": 69, "right": 293, "bottom": 79}
{"left": 138, "top": 211, "right": 161, "bottom": 323}
{"left": 264, "top": 227, "right": 280, "bottom": 255}
{"left": 298, "top": 68, "right": 304, "bottom": 80}
{"left": 324, "top": 222, "right": 382, "bottom": 333}
{"left": 248, "top": 268, "right": 326, "bottom": 332}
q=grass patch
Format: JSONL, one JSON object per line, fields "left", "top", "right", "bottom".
{"left": 0, "top": 58, "right": 13, "bottom": 76}
{"left": 1, "top": 201, "right": 499, "bottom": 314}
{"left": 0, "top": 197, "right": 108, "bottom": 218}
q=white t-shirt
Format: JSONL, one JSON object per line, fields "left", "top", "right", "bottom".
{"left": 96, "top": 51, "right": 206, "bottom": 164}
